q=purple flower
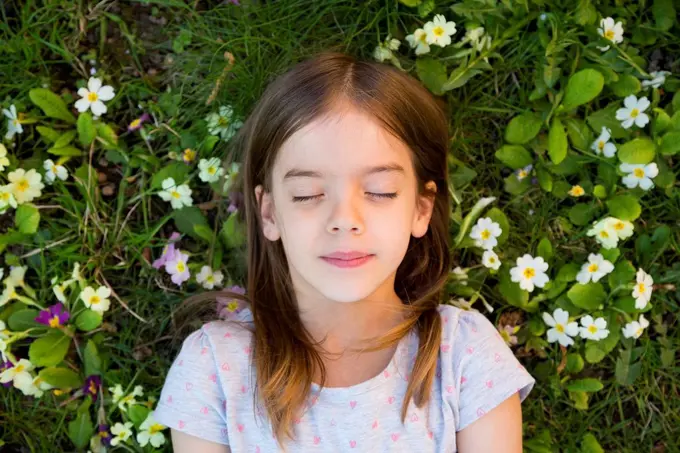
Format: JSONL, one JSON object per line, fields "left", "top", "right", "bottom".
{"left": 127, "top": 112, "right": 150, "bottom": 132}
{"left": 34, "top": 302, "right": 70, "bottom": 328}
{"left": 227, "top": 191, "right": 243, "bottom": 213}
{"left": 82, "top": 374, "right": 101, "bottom": 399}
{"left": 0, "top": 360, "right": 13, "bottom": 388}
{"left": 98, "top": 423, "right": 112, "bottom": 447}
{"left": 216, "top": 285, "right": 247, "bottom": 320}
{"left": 152, "top": 232, "right": 182, "bottom": 269}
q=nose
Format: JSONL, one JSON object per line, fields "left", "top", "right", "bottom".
{"left": 326, "top": 189, "right": 364, "bottom": 235}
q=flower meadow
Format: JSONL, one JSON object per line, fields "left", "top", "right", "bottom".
{"left": 1, "top": 1, "right": 678, "bottom": 451}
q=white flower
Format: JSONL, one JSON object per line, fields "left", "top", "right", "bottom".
{"left": 482, "top": 250, "right": 501, "bottom": 271}
{"left": 579, "top": 315, "right": 610, "bottom": 341}
{"left": 470, "top": 217, "right": 502, "bottom": 250}
{"left": 3, "top": 105, "right": 23, "bottom": 140}
{"left": 0, "top": 185, "right": 18, "bottom": 214}
{"left": 542, "top": 308, "right": 579, "bottom": 347}
{"left": 196, "top": 265, "right": 224, "bottom": 290}
{"left": 165, "top": 251, "right": 190, "bottom": 286}
{"left": 51, "top": 276, "right": 71, "bottom": 303}
{"left": 516, "top": 164, "right": 533, "bottom": 181}
{"left": 622, "top": 314, "right": 649, "bottom": 339}
{"left": 43, "top": 159, "right": 68, "bottom": 184}
{"left": 596, "top": 17, "right": 624, "bottom": 51}
{"left": 451, "top": 266, "right": 468, "bottom": 285}
{"left": 0, "top": 144, "right": 11, "bottom": 171}
{"left": 405, "top": 28, "right": 430, "bottom": 55}
{"left": 576, "top": 253, "right": 615, "bottom": 284}
{"left": 587, "top": 218, "right": 619, "bottom": 249}
{"left": 74, "top": 77, "right": 116, "bottom": 116}
{"left": 615, "top": 95, "right": 650, "bottom": 129}
{"left": 7, "top": 168, "right": 44, "bottom": 204}
{"left": 0, "top": 359, "right": 34, "bottom": 389}
{"left": 157, "top": 177, "right": 193, "bottom": 210}
{"left": 591, "top": 127, "right": 617, "bottom": 158}
{"left": 137, "top": 414, "right": 167, "bottom": 448}
{"left": 641, "top": 71, "right": 671, "bottom": 89}
{"left": 510, "top": 254, "right": 549, "bottom": 293}
{"left": 462, "top": 27, "right": 492, "bottom": 52}
{"left": 6, "top": 265, "right": 26, "bottom": 287}
{"left": 605, "top": 217, "right": 634, "bottom": 240}
{"left": 424, "top": 14, "right": 457, "bottom": 47}
{"left": 79, "top": 285, "right": 112, "bottom": 314}
{"left": 110, "top": 422, "right": 134, "bottom": 446}
{"left": 620, "top": 162, "right": 658, "bottom": 190}
{"left": 632, "top": 268, "right": 653, "bottom": 309}
{"left": 198, "top": 158, "right": 225, "bottom": 183}
{"left": 373, "top": 35, "right": 401, "bottom": 63}
{"left": 206, "top": 105, "right": 243, "bottom": 141}
{"left": 110, "top": 384, "right": 144, "bottom": 412}
{"left": 0, "top": 282, "right": 19, "bottom": 307}
{"left": 568, "top": 185, "right": 585, "bottom": 197}
{"left": 24, "top": 375, "right": 53, "bottom": 398}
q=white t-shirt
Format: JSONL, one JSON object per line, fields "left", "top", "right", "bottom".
{"left": 152, "top": 304, "right": 535, "bottom": 452}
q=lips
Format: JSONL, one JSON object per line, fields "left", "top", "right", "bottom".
{"left": 321, "top": 251, "right": 372, "bottom": 260}
{"left": 320, "top": 251, "right": 375, "bottom": 269}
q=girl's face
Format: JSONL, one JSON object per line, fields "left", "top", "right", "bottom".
{"left": 255, "top": 106, "right": 436, "bottom": 305}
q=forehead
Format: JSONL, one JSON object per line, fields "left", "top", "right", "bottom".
{"left": 273, "top": 108, "right": 413, "bottom": 181}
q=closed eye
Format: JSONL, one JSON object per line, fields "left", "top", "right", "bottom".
{"left": 292, "top": 193, "right": 398, "bottom": 203}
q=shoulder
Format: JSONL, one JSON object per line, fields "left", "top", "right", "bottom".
{"left": 436, "top": 304, "right": 501, "bottom": 346}
{"left": 177, "top": 307, "right": 255, "bottom": 360}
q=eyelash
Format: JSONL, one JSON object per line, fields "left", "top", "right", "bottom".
{"left": 292, "top": 193, "right": 398, "bottom": 203}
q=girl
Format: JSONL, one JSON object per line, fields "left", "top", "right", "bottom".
{"left": 153, "top": 51, "right": 535, "bottom": 452}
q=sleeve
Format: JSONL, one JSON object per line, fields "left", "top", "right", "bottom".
{"left": 152, "top": 325, "right": 230, "bottom": 445}
{"left": 450, "top": 310, "right": 535, "bottom": 432}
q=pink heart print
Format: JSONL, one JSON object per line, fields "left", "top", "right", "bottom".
{"left": 241, "top": 385, "right": 248, "bottom": 394}
{"left": 178, "top": 420, "right": 186, "bottom": 429}
{"left": 441, "top": 344, "right": 451, "bottom": 353}
{"left": 465, "top": 346, "right": 474, "bottom": 354}
{"left": 221, "top": 362, "right": 230, "bottom": 371}
{"left": 372, "top": 420, "right": 379, "bottom": 429}
{"left": 221, "top": 428, "right": 228, "bottom": 437}
{"left": 350, "top": 401, "right": 357, "bottom": 409}
{"left": 446, "top": 385, "right": 454, "bottom": 394}
{"left": 477, "top": 408, "right": 486, "bottom": 417}
{"left": 185, "top": 382, "right": 193, "bottom": 391}
{"left": 349, "top": 440, "right": 357, "bottom": 448}
{"left": 428, "top": 431, "right": 434, "bottom": 440}
{"left": 256, "top": 447, "right": 261, "bottom": 453}
{"left": 391, "top": 433, "right": 400, "bottom": 442}
{"left": 410, "top": 414, "right": 419, "bottom": 422}
{"left": 223, "top": 332, "right": 232, "bottom": 338}
{"left": 200, "top": 406, "right": 209, "bottom": 415}
{"left": 387, "top": 396, "right": 395, "bottom": 404}
{"left": 461, "top": 376, "right": 468, "bottom": 385}
{"left": 443, "top": 316, "right": 448, "bottom": 324}
{"left": 383, "top": 370, "right": 390, "bottom": 378}
{"left": 167, "top": 395, "right": 173, "bottom": 403}
{"left": 330, "top": 419, "right": 337, "bottom": 427}
{"left": 486, "top": 380, "right": 494, "bottom": 389}
{"left": 494, "top": 353, "right": 502, "bottom": 362}
{"left": 209, "top": 373, "right": 217, "bottom": 383}
{"left": 243, "top": 346, "right": 251, "bottom": 354}
{"left": 201, "top": 347, "right": 208, "bottom": 355}
{"left": 313, "top": 436, "right": 321, "bottom": 445}
{"left": 178, "top": 359, "right": 184, "bottom": 366}
{"left": 237, "top": 423, "right": 244, "bottom": 433}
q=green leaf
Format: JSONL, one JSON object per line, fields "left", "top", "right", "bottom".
{"left": 585, "top": 344, "right": 607, "bottom": 363}
{"left": 77, "top": 112, "right": 97, "bottom": 146}
{"left": 581, "top": 433, "right": 605, "bottom": 453}
{"left": 600, "top": 247, "right": 620, "bottom": 263}
{"left": 652, "top": 0, "right": 675, "bottom": 31}
{"left": 556, "top": 263, "right": 581, "bottom": 283}
{"left": 606, "top": 194, "right": 641, "bottom": 221}
{"left": 498, "top": 268, "right": 529, "bottom": 308}
{"left": 536, "top": 237, "right": 553, "bottom": 261}
{"left": 83, "top": 340, "right": 102, "bottom": 376}
{"left": 608, "top": 260, "right": 636, "bottom": 289}
{"left": 616, "top": 349, "right": 642, "bottom": 386}
{"left": 564, "top": 118, "right": 593, "bottom": 151}
{"left": 565, "top": 353, "right": 584, "bottom": 374}
{"left": 569, "top": 204, "right": 596, "bottom": 226}
{"left": 68, "top": 412, "right": 94, "bottom": 449}
{"left": 442, "top": 66, "right": 483, "bottom": 91}
{"left": 569, "top": 390, "right": 589, "bottom": 410}
{"left": 38, "top": 367, "right": 83, "bottom": 389}
{"left": 8, "top": 309, "right": 43, "bottom": 331}
{"left": 659, "top": 131, "right": 680, "bottom": 156}
{"left": 75, "top": 310, "right": 102, "bottom": 331}
{"left": 574, "top": 0, "right": 597, "bottom": 25}
{"left": 221, "top": 211, "right": 246, "bottom": 249}
{"left": 173, "top": 206, "right": 211, "bottom": 242}
{"left": 36, "top": 126, "right": 62, "bottom": 143}
{"left": 54, "top": 130, "right": 77, "bottom": 148}
{"left": 416, "top": 58, "right": 447, "bottom": 96}
{"left": 652, "top": 108, "right": 672, "bottom": 137}
{"left": 151, "top": 162, "right": 190, "bottom": 190}
{"left": 15, "top": 204, "right": 40, "bottom": 234}
{"left": 608, "top": 74, "right": 641, "bottom": 97}
{"left": 548, "top": 118, "right": 568, "bottom": 164}
{"left": 587, "top": 104, "right": 629, "bottom": 139}
{"left": 28, "top": 88, "right": 76, "bottom": 123}
{"left": 562, "top": 69, "right": 605, "bottom": 110}
{"left": 618, "top": 138, "right": 656, "bottom": 164}
{"left": 536, "top": 166, "right": 553, "bottom": 192}
{"left": 593, "top": 184, "right": 607, "bottom": 198}
{"left": 485, "top": 207, "right": 510, "bottom": 246}
{"left": 47, "top": 145, "right": 82, "bottom": 157}
{"left": 495, "top": 145, "right": 533, "bottom": 169}
{"left": 567, "top": 283, "right": 606, "bottom": 310}
{"left": 505, "top": 112, "right": 543, "bottom": 145}
{"left": 96, "top": 123, "right": 119, "bottom": 150}
{"left": 29, "top": 330, "right": 71, "bottom": 367}
{"left": 128, "top": 405, "right": 151, "bottom": 428}
{"left": 565, "top": 378, "right": 604, "bottom": 393}
{"left": 398, "top": 0, "right": 422, "bottom": 5}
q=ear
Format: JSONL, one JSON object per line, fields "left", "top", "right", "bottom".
{"left": 254, "top": 184, "right": 281, "bottom": 241}
{"left": 411, "top": 180, "right": 437, "bottom": 239}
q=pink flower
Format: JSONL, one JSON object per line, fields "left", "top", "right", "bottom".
{"left": 127, "top": 113, "right": 150, "bottom": 132}
{"left": 216, "top": 286, "right": 247, "bottom": 320}
{"left": 152, "top": 232, "right": 182, "bottom": 269}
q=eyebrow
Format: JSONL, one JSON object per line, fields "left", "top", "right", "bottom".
{"left": 282, "top": 163, "right": 406, "bottom": 181}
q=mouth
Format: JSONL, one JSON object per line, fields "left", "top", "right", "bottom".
{"left": 320, "top": 252, "right": 375, "bottom": 269}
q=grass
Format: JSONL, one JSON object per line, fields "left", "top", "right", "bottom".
{"left": 0, "top": 0, "right": 679, "bottom": 452}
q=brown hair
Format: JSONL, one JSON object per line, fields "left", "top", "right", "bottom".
{"left": 174, "top": 50, "right": 450, "bottom": 449}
